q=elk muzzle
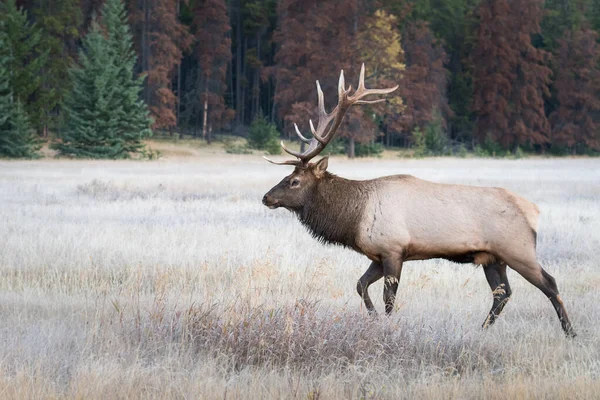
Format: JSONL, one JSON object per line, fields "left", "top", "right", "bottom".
{"left": 262, "top": 193, "right": 279, "bottom": 209}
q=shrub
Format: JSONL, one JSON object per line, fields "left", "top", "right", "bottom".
{"left": 457, "top": 144, "right": 468, "bottom": 158}
{"left": 412, "top": 112, "right": 448, "bottom": 157}
{"left": 473, "top": 145, "right": 490, "bottom": 157}
{"left": 247, "top": 115, "right": 281, "bottom": 155}
{"left": 354, "top": 141, "right": 384, "bottom": 157}
{"left": 224, "top": 138, "right": 252, "bottom": 154}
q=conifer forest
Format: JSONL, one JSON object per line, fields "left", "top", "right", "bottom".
{"left": 2, "top": 0, "right": 600, "bottom": 158}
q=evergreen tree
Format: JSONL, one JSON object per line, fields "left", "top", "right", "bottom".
{"left": 541, "top": 0, "right": 588, "bottom": 51}
{"left": 0, "top": 35, "right": 10, "bottom": 137}
{"left": 54, "top": 21, "right": 122, "bottom": 158}
{"left": 0, "top": 0, "right": 47, "bottom": 133}
{"left": 103, "top": 0, "right": 153, "bottom": 146}
{"left": 0, "top": 33, "right": 40, "bottom": 158}
{"left": 55, "top": 3, "right": 151, "bottom": 159}
{"left": 29, "top": 0, "right": 82, "bottom": 137}
{"left": 0, "top": 100, "right": 41, "bottom": 158}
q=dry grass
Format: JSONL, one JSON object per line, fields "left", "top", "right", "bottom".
{"left": 0, "top": 153, "right": 599, "bottom": 399}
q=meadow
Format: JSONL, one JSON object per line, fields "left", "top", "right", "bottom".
{"left": 0, "top": 149, "right": 599, "bottom": 399}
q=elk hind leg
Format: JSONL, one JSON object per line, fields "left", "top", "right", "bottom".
{"left": 482, "top": 261, "right": 512, "bottom": 329}
{"left": 506, "top": 256, "right": 576, "bottom": 337}
{"left": 357, "top": 261, "right": 383, "bottom": 314}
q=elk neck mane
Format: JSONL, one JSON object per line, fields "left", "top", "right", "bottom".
{"left": 295, "top": 172, "right": 370, "bottom": 250}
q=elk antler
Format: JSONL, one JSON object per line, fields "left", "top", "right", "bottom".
{"left": 264, "top": 64, "right": 398, "bottom": 167}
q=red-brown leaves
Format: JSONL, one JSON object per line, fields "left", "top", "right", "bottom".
{"left": 472, "top": 0, "right": 551, "bottom": 150}
{"left": 398, "top": 21, "right": 450, "bottom": 139}
{"left": 550, "top": 28, "right": 600, "bottom": 151}
{"left": 128, "top": 0, "right": 194, "bottom": 129}
{"left": 195, "top": 0, "right": 233, "bottom": 133}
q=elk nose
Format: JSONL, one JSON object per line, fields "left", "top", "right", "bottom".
{"left": 262, "top": 194, "right": 269, "bottom": 205}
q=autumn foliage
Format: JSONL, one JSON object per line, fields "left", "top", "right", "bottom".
{"left": 473, "top": 0, "right": 551, "bottom": 151}
{"left": 128, "top": 0, "right": 193, "bottom": 130}
{"left": 398, "top": 21, "right": 450, "bottom": 142}
{"left": 195, "top": 0, "right": 233, "bottom": 139}
{"left": 550, "top": 28, "right": 600, "bottom": 152}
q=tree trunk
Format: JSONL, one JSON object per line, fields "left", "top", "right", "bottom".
{"left": 270, "top": 79, "right": 277, "bottom": 123}
{"left": 241, "top": 37, "right": 248, "bottom": 125}
{"left": 176, "top": 0, "right": 182, "bottom": 131}
{"left": 253, "top": 31, "right": 262, "bottom": 119}
{"left": 235, "top": 0, "right": 243, "bottom": 126}
{"left": 208, "top": 123, "right": 212, "bottom": 144}
{"left": 386, "top": 127, "right": 391, "bottom": 147}
{"left": 202, "top": 96, "right": 208, "bottom": 140}
{"left": 348, "top": 137, "right": 356, "bottom": 158}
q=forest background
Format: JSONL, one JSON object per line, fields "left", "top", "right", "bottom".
{"left": 2, "top": 0, "right": 600, "bottom": 158}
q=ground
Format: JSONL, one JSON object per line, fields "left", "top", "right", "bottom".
{"left": 0, "top": 148, "right": 599, "bottom": 399}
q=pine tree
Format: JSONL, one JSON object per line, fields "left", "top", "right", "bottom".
{"left": 0, "top": 100, "right": 41, "bottom": 158}
{"left": 0, "top": 32, "right": 40, "bottom": 158}
{"left": 0, "top": 36, "right": 10, "bottom": 137}
{"left": 0, "top": 0, "right": 47, "bottom": 133}
{"left": 54, "top": 21, "right": 123, "bottom": 158}
{"left": 104, "top": 0, "right": 153, "bottom": 148}
{"left": 29, "top": 0, "right": 82, "bottom": 137}
{"left": 55, "top": 2, "right": 152, "bottom": 159}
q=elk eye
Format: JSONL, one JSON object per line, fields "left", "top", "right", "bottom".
{"left": 290, "top": 179, "right": 300, "bottom": 187}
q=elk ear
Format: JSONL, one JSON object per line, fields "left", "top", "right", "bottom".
{"left": 313, "top": 156, "right": 329, "bottom": 178}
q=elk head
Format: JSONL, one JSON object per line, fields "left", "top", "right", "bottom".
{"left": 262, "top": 157, "right": 329, "bottom": 211}
{"left": 262, "top": 64, "right": 398, "bottom": 210}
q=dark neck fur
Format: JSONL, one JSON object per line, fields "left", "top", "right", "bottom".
{"left": 294, "top": 172, "right": 370, "bottom": 249}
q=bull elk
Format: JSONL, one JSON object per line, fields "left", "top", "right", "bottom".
{"left": 262, "top": 64, "right": 576, "bottom": 337}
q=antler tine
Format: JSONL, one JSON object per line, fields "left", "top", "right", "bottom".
{"left": 313, "top": 79, "right": 334, "bottom": 142}
{"left": 356, "top": 98, "right": 388, "bottom": 105}
{"left": 356, "top": 85, "right": 399, "bottom": 97}
{"left": 357, "top": 63, "right": 366, "bottom": 92}
{"left": 280, "top": 140, "right": 304, "bottom": 158}
{"left": 263, "top": 156, "right": 301, "bottom": 166}
{"left": 351, "top": 63, "right": 398, "bottom": 99}
{"left": 294, "top": 123, "right": 311, "bottom": 144}
{"left": 309, "top": 119, "right": 327, "bottom": 145}
{"left": 338, "top": 69, "right": 346, "bottom": 101}
{"left": 316, "top": 80, "right": 327, "bottom": 118}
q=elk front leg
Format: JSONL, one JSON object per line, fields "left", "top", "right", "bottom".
{"left": 383, "top": 256, "right": 403, "bottom": 315}
{"left": 357, "top": 261, "right": 383, "bottom": 314}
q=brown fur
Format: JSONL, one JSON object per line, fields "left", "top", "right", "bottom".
{"left": 263, "top": 158, "right": 576, "bottom": 337}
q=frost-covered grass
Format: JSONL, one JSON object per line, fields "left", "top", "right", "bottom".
{"left": 0, "top": 155, "right": 599, "bottom": 399}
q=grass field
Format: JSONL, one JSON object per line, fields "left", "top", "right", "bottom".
{"left": 1, "top": 151, "right": 599, "bottom": 399}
